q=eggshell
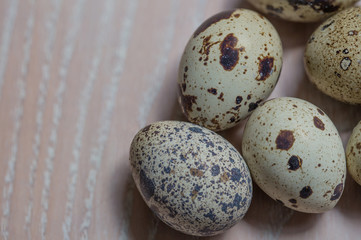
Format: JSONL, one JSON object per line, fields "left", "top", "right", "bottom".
{"left": 304, "top": 7, "right": 361, "bottom": 104}
{"left": 242, "top": 97, "right": 346, "bottom": 213}
{"left": 129, "top": 121, "right": 252, "bottom": 236}
{"left": 178, "top": 9, "right": 282, "bottom": 131}
{"left": 346, "top": 121, "right": 361, "bottom": 185}
{"left": 246, "top": 0, "right": 357, "bottom": 22}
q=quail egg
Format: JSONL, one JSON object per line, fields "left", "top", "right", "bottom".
{"left": 246, "top": 0, "right": 358, "bottom": 22}
{"left": 346, "top": 121, "right": 361, "bottom": 185}
{"left": 129, "top": 121, "right": 253, "bottom": 236}
{"left": 304, "top": 7, "right": 361, "bottom": 104}
{"left": 242, "top": 97, "right": 346, "bottom": 213}
{"left": 178, "top": 9, "right": 282, "bottom": 131}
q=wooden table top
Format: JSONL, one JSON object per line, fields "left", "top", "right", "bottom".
{"left": 0, "top": 0, "right": 361, "bottom": 239}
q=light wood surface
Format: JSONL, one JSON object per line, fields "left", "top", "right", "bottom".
{"left": 0, "top": 0, "right": 361, "bottom": 239}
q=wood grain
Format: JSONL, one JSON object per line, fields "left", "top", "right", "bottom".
{"left": 0, "top": 0, "right": 360, "bottom": 239}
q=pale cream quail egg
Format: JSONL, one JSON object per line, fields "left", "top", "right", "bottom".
{"left": 242, "top": 97, "right": 346, "bottom": 213}
{"left": 178, "top": 9, "right": 283, "bottom": 131}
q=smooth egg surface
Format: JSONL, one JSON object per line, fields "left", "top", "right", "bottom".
{"left": 242, "top": 97, "right": 346, "bottom": 213}
{"left": 178, "top": 9, "right": 282, "bottom": 131}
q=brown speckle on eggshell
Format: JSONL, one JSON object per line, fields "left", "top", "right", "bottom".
{"left": 304, "top": 7, "right": 361, "bottom": 104}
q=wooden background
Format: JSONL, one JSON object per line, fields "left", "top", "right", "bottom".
{"left": 0, "top": 0, "right": 361, "bottom": 239}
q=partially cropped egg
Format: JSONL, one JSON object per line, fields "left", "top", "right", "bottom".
{"left": 178, "top": 9, "right": 282, "bottom": 131}
{"left": 242, "top": 97, "right": 346, "bottom": 213}
{"left": 129, "top": 121, "right": 253, "bottom": 236}
{"left": 346, "top": 121, "right": 361, "bottom": 185}
{"left": 304, "top": 7, "right": 361, "bottom": 104}
{"left": 246, "top": 0, "right": 358, "bottom": 22}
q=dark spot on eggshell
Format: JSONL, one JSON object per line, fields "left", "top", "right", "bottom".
{"left": 220, "top": 193, "right": 246, "bottom": 213}
{"left": 229, "top": 116, "right": 236, "bottom": 123}
{"left": 179, "top": 93, "right": 197, "bottom": 116}
{"left": 289, "top": 198, "right": 297, "bottom": 204}
{"left": 317, "top": 108, "right": 325, "bottom": 115}
{"left": 218, "top": 92, "right": 224, "bottom": 101}
{"left": 256, "top": 56, "right": 274, "bottom": 81}
{"left": 356, "top": 143, "right": 361, "bottom": 150}
{"left": 313, "top": 116, "right": 325, "bottom": 130}
{"left": 142, "top": 125, "right": 151, "bottom": 133}
{"left": 266, "top": 4, "right": 284, "bottom": 14}
{"left": 276, "top": 130, "right": 295, "bottom": 150}
{"left": 208, "top": 88, "right": 218, "bottom": 95}
{"left": 220, "top": 172, "right": 229, "bottom": 182}
{"left": 219, "top": 33, "right": 245, "bottom": 71}
{"left": 193, "top": 10, "right": 235, "bottom": 38}
{"left": 288, "top": 1, "right": 340, "bottom": 13}
{"left": 288, "top": 155, "right": 302, "bottom": 171}
{"left": 190, "top": 168, "right": 204, "bottom": 177}
{"left": 236, "top": 96, "right": 243, "bottom": 104}
{"left": 204, "top": 210, "right": 217, "bottom": 222}
{"left": 330, "top": 183, "right": 343, "bottom": 201}
{"left": 191, "top": 184, "right": 202, "bottom": 201}
{"left": 188, "top": 127, "right": 204, "bottom": 134}
{"left": 300, "top": 186, "right": 313, "bottom": 199}
{"left": 321, "top": 20, "right": 335, "bottom": 30}
{"left": 139, "top": 170, "right": 155, "bottom": 201}
{"left": 248, "top": 102, "right": 259, "bottom": 112}
{"left": 343, "top": 49, "right": 349, "bottom": 54}
{"left": 199, "top": 35, "right": 220, "bottom": 65}
{"left": 230, "top": 168, "right": 242, "bottom": 183}
{"left": 211, "top": 165, "right": 220, "bottom": 176}
{"left": 334, "top": 71, "right": 341, "bottom": 78}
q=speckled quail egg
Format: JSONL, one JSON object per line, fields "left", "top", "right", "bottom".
{"left": 304, "top": 7, "right": 361, "bottom": 104}
{"left": 129, "top": 121, "right": 253, "bottom": 236}
{"left": 346, "top": 121, "right": 361, "bottom": 185}
{"left": 242, "top": 97, "right": 346, "bottom": 213}
{"left": 178, "top": 9, "right": 282, "bottom": 131}
{"left": 246, "top": 0, "right": 358, "bottom": 22}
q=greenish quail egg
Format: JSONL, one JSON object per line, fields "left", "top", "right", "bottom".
{"left": 304, "top": 7, "right": 361, "bottom": 104}
{"left": 242, "top": 97, "right": 346, "bottom": 213}
{"left": 178, "top": 9, "right": 282, "bottom": 131}
{"left": 246, "top": 0, "right": 358, "bottom": 22}
{"left": 129, "top": 121, "right": 253, "bottom": 236}
{"left": 346, "top": 121, "right": 361, "bottom": 185}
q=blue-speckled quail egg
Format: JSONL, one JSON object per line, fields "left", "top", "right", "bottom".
{"left": 242, "top": 97, "right": 346, "bottom": 213}
{"left": 304, "top": 7, "right": 361, "bottom": 104}
{"left": 346, "top": 121, "right": 361, "bottom": 185}
{"left": 178, "top": 9, "right": 282, "bottom": 131}
{"left": 129, "top": 121, "right": 252, "bottom": 236}
{"left": 247, "top": 0, "right": 358, "bottom": 22}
